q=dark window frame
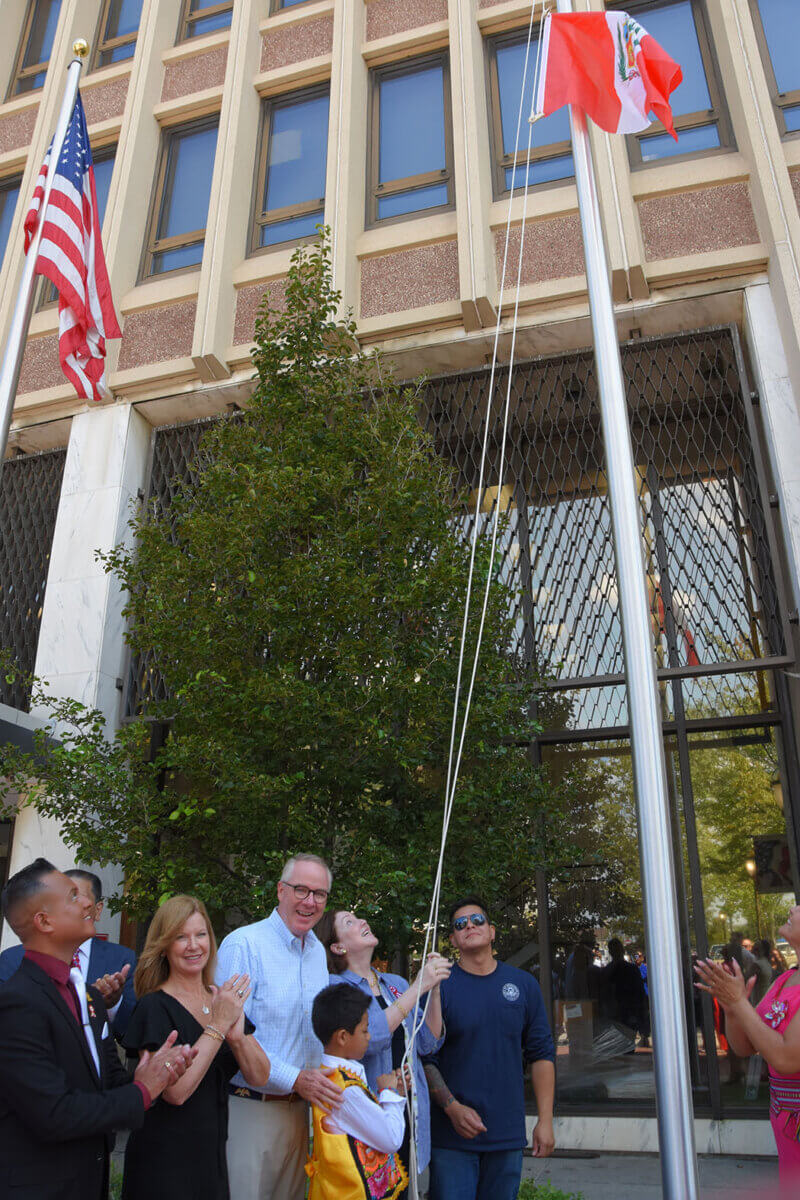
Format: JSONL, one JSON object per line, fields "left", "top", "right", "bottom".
{"left": 7, "top": 0, "right": 61, "bottom": 99}
{"left": 0, "top": 174, "right": 23, "bottom": 267}
{"left": 366, "top": 51, "right": 455, "bottom": 229}
{"left": 91, "top": 0, "right": 141, "bottom": 70}
{"left": 608, "top": 0, "right": 734, "bottom": 167}
{"left": 177, "top": 0, "right": 233, "bottom": 43}
{"left": 485, "top": 26, "right": 574, "bottom": 200}
{"left": 249, "top": 83, "right": 330, "bottom": 255}
{"left": 749, "top": 0, "right": 800, "bottom": 140}
{"left": 268, "top": 0, "right": 316, "bottom": 12}
{"left": 140, "top": 116, "right": 219, "bottom": 281}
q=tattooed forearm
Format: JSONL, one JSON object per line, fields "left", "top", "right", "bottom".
{"left": 424, "top": 1062, "right": 455, "bottom": 1109}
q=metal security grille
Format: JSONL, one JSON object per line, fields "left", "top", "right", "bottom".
{"left": 0, "top": 449, "right": 66, "bottom": 710}
{"left": 419, "top": 326, "right": 789, "bottom": 734}
{"left": 127, "top": 327, "right": 789, "bottom": 733}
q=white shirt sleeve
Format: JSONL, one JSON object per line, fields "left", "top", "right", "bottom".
{"left": 325, "top": 1086, "right": 406, "bottom": 1155}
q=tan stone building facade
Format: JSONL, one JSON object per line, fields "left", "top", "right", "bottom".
{"left": 3, "top": 0, "right": 800, "bottom": 1153}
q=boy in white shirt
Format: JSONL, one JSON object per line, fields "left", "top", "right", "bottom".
{"left": 306, "top": 983, "right": 408, "bottom": 1199}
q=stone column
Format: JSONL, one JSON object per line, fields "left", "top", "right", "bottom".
{"left": 2, "top": 403, "right": 150, "bottom": 946}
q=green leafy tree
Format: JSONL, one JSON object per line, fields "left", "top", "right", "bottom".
{"left": 1, "top": 237, "right": 565, "bottom": 948}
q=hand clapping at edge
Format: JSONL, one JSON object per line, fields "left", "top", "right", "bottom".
{"left": 134, "top": 1030, "right": 197, "bottom": 1100}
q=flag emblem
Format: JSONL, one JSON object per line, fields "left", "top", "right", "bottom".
{"left": 24, "top": 93, "right": 121, "bottom": 402}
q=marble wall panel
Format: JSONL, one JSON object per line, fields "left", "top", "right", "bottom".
{"left": 494, "top": 214, "right": 584, "bottom": 287}
{"left": 82, "top": 75, "right": 129, "bottom": 125}
{"left": 117, "top": 300, "right": 197, "bottom": 369}
{"left": 260, "top": 15, "right": 334, "bottom": 71}
{"left": 161, "top": 47, "right": 228, "bottom": 102}
{"left": 0, "top": 105, "right": 37, "bottom": 154}
{"left": 233, "top": 277, "right": 288, "bottom": 346}
{"left": 365, "top": 0, "right": 448, "bottom": 41}
{"left": 637, "top": 182, "right": 759, "bottom": 261}
{"left": 17, "top": 334, "right": 62, "bottom": 394}
{"left": 360, "top": 240, "right": 459, "bottom": 318}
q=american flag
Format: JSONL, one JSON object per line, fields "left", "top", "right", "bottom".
{"left": 24, "top": 94, "right": 120, "bottom": 401}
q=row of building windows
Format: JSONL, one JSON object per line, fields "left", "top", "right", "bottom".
{"left": 0, "top": 0, "right": 799, "bottom": 280}
{"left": 7, "top": 0, "right": 310, "bottom": 95}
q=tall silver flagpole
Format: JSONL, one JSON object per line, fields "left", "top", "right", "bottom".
{"left": 0, "top": 39, "right": 89, "bottom": 472}
{"left": 554, "top": 2, "right": 699, "bottom": 1195}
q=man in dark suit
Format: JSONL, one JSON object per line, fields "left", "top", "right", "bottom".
{"left": 0, "top": 857, "right": 195, "bottom": 1199}
{"left": 0, "top": 867, "right": 137, "bottom": 1037}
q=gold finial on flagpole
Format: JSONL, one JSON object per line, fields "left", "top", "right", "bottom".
{"left": 72, "top": 38, "right": 89, "bottom": 59}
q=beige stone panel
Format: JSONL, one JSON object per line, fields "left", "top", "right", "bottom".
{"left": 261, "top": 15, "right": 334, "bottom": 71}
{"left": 161, "top": 46, "right": 228, "bottom": 101}
{"left": 233, "top": 277, "right": 288, "bottom": 347}
{"left": 0, "top": 104, "right": 38, "bottom": 154}
{"left": 328, "top": 0, "right": 368, "bottom": 312}
{"left": 360, "top": 240, "right": 460, "bottom": 318}
{"left": 117, "top": 300, "right": 197, "bottom": 369}
{"left": 707, "top": 0, "right": 800, "bottom": 396}
{"left": 97, "top": 0, "right": 186, "bottom": 389}
{"left": 191, "top": 0, "right": 264, "bottom": 380}
{"left": 81, "top": 70, "right": 130, "bottom": 125}
{"left": 17, "top": 334, "right": 63, "bottom": 394}
{"left": 449, "top": 0, "right": 499, "bottom": 331}
{"left": 494, "top": 214, "right": 584, "bottom": 287}
{"left": 0, "top": 1, "right": 30, "bottom": 102}
{"left": 365, "top": 0, "right": 448, "bottom": 42}
{"left": 638, "top": 182, "right": 759, "bottom": 261}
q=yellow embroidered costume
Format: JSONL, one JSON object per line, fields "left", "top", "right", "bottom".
{"left": 306, "top": 1066, "right": 408, "bottom": 1200}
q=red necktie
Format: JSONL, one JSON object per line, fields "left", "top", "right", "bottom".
{"left": 71, "top": 950, "right": 81, "bottom": 969}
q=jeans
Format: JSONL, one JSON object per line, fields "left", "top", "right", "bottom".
{"left": 428, "top": 1146, "right": 524, "bottom": 1200}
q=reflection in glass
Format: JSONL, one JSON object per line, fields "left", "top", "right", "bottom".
{"left": 98, "top": 0, "right": 142, "bottom": 65}
{"left": 151, "top": 123, "right": 218, "bottom": 274}
{"left": 496, "top": 37, "right": 573, "bottom": 190}
{"left": 376, "top": 63, "right": 449, "bottom": 219}
{"left": 16, "top": 0, "right": 62, "bottom": 94}
{"left": 640, "top": 124, "right": 720, "bottom": 162}
{"left": 259, "top": 91, "right": 329, "bottom": 248}
{"left": 183, "top": 0, "right": 233, "bottom": 39}
{"left": 0, "top": 182, "right": 21, "bottom": 269}
{"left": 757, "top": 0, "right": 800, "bottom": 95}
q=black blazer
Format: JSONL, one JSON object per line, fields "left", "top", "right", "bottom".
{"left": 0, "top": 937, "right": 138, "bottom": 1037}
{"left": 0, "top": 956, "right": 145, "bottom": 1199}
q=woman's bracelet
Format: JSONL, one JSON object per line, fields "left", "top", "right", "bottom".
{"left": 202, "top": 1024, "right": 226, "bottom": 1044}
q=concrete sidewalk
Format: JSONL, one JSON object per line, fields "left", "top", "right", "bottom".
{"left": 521, "top": 1151, "right": 779, "bottom": 1198}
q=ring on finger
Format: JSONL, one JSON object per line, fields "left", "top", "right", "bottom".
{"left": 165, "top": 1060, "right": 172, "bottom": 1070}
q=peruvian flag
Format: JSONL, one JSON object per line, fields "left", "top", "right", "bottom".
{"left": 533, "top": 11, "right": 683, "bottom": 140}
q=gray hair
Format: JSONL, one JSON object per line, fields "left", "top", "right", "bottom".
{"left": 280, "top": 853, "right": 333, "bottom": 890}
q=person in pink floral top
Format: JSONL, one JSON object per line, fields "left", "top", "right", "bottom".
{"left": 696, "top": 904, "right": 800, "bottom": 1187}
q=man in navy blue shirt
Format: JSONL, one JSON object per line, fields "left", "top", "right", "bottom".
{"left": 423, "top": 895, "right": 555, "bottom": 1200}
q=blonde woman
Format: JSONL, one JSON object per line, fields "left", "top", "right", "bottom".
{"left": 122, "top": 895, "right": 269, "bottom": 1200}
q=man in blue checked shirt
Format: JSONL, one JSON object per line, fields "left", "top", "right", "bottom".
{"left": 217, "top": 852, "right": 338, "bottom": 1200}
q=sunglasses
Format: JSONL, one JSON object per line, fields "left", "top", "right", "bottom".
{"left": 452, "top": 913, "right": 488, "bottom": 931}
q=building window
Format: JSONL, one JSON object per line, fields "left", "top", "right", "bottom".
{"left": 178, "top": 0, "right": 233, "bottom": 41}
{"left": 252, "top": 87, "right": 329, "bottom": 251}
{"left": 751, "top": 0, "right": 800, "bottom": 136}
{"left": 270, "top": 0, "right": 314, "bottom": 10}
{"left": 9, "top": 0, "right": 62, "bottom": 97}
{"left": 367, "top": 54, "right": 454, "bottom": 225}
{"left": 93, "top": 0, "right": 142, "bottom": 68}
{"left": 142, "top": 119, "right": 218, "bottom": 278}
{"left": 0, "top": 178, "right": 22, "bottom": 269}
{"left": 487, "top": 29, "right": 573, "bottom": 197}
{"left": 615, "top": 0, "right": 732, "bottom": 165}
{"left": 39, "top": 147, "right": 116, "bottom": 307}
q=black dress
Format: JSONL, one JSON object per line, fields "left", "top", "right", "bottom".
{"left": 121, "top": 991, "right": 253, "bottom": 1200}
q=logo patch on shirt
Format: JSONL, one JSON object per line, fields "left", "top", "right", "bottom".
{"left": 502, "top": 982, "right": 520, "bottom": 1002}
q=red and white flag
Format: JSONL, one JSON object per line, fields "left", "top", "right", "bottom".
{"left": 24, "top": 93, "right": 121, "bottom": 401}
{"left": 533, "top": 11, "right": 683, "bottom": 140}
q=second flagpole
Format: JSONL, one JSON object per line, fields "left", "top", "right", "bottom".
{"left": 0, "top": 40, "right": 88, "bottom": 473}
{"left": 553, "top": 1, "right": 699, "bottom": 1196}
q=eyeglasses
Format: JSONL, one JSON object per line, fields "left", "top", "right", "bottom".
{"left": 281, "top": 882, "right": 329, "bottom": 904}
{"left": 452, "top": 913, "right": 488, "bottom": 931}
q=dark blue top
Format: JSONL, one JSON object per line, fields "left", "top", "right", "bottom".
{"left": 425, "top": 961, "right": 554, "bottom": 1152}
